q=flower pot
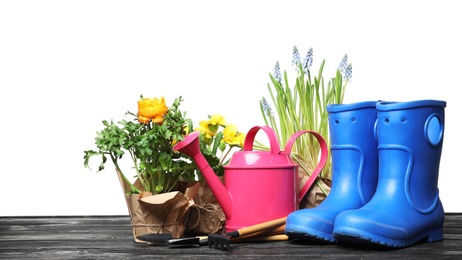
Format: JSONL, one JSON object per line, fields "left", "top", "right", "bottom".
{"left": 116, "top": 170, "right": 225, "bottom": 243}
{"left": 126, "top": 191, "right": 195, "bottom": 243}
{"left": 184, "top": 178, "right": 226, "bottom": 236}
{"left": 117, "top": 170, "right": 192, "bottom": 242}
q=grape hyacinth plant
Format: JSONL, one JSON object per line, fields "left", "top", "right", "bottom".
{"left": 260, "top": 46, "right": 352, "bottom": 198}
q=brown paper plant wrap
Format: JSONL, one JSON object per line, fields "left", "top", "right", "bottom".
{"left": 298, "top": 173, "right": 331, "bottom": 209}
{"left": 117, "top": 170, "right": 225, "bottom": 243}
{"left": 184, "top": 178, "right": 226, "bottom": 235}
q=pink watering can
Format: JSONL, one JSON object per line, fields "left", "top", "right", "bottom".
{"left": 174, "top": 125, "right": 328, "bottom": 231}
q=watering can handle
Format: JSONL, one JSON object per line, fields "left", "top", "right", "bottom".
{"left": 284, "top": 130, "right": 329, "bottom": 201}
{"left": 243, "top": 126, "right": 280, "bottom": 155}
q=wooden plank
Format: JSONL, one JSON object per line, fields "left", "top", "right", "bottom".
{"left": 1, "top": 214, "right": 461, "bottom": 259}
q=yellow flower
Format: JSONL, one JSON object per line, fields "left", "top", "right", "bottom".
{"left": 208, "top": 114, "right": 226, "bottom": 126}
{"left": 196, "top": 114, "right": 226, "bottom": 139}
{"left": 222, "top": 124, "right": 245, "bottom": 147}
{"left": 197, "top": 120, "right": 216, "bottom": 139}
{"left": 137, "top": 96, "right": 168, "bottom": 124}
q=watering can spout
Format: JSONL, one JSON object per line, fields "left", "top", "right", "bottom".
{"left": 173, "top": 131, "right": 233, "bottom": 219}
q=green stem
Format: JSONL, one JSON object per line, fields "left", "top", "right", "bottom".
{"left": 220, "top": 145, "right": 236, "bottom": 165}
{"left": 129, "top": 150, "right": 147, "bottom": 191}
{"left": 110, "top": 154, "right": 141, "bottom": 194}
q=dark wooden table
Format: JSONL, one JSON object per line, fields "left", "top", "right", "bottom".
{"left": 1, "top": 214, "right": 461, "bottom": 259}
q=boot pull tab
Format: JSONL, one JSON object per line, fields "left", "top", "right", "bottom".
{"left": 284, "top": 130, "right": 329, "bottom": 201}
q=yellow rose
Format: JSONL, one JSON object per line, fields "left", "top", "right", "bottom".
{"left": 137, "top": 96, "right": 168, "bottom": 124}
{"left": 222, "top": 124, "right": 245, "bottom": 146}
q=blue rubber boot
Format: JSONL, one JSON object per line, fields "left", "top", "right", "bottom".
{"left": 333, "top": 100, "right": 446, "bottom": 248}
{"left": 284, "top": 101, "right": 379, "bottom": 243}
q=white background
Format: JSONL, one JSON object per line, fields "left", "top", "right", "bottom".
{"left": 1, "top": 0, "right": 460, "bottom": 216}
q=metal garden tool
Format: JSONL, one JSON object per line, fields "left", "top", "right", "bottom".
{"left": 135, "top": 233, "right": 174, "bottom": 245}
{"left": 136, "top": 221, "right": 285, "bottom": 247}
{"left": 168, "top": 216, "right": 286, "bottom": 248}
{"left": 207, "top": 216, "right": 287, "bottom": 250}
{"left": 136, "top": 233, "right": 208, "bottom": 246}
{"left": 137, "top": 216, "right": 287, "bottom": 248}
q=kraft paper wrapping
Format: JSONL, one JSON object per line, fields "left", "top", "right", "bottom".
{"left": 116, "top": 170, "right": 225, "bottom": 243}
{"left": 184, "top": 178, "right": 226, "bottom": 235}
{"left": 298, "top": 171, "right": 331, "bottom": 209}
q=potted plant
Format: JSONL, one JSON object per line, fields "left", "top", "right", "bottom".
{"left": 83, "top": 95, "right": 245, "bottom": 241}
{"left": 259, "top": 46, "right": 352, "bottom": 208}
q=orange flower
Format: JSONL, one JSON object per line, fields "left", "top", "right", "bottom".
{"left": 137, "top": 96, "right": 168, "bottom": 124}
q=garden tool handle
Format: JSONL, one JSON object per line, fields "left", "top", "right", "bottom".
{"left": 284, "top": 130, "right": 329, "bottom": 201}
{"left": 237, "top": 224, "right": 286, "bottom": 239}
{"left": 231, "top": 234, "right": 289, "bottom": 243}
{"left": 235, "top": 217, "right": 287, "bottom": 237}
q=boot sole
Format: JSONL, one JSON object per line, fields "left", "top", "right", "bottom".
{"left": 334, "top": 226, "right": 444, "bottom": 248}
{"left": 285, "top": 224, "right": 336, "bottom": 244}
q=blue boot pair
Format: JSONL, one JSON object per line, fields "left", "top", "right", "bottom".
{"left": 285, "top": 100, "right": 446, "bottom": 248}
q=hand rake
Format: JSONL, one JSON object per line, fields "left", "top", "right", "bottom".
{"left": 208, "top": 216, "right": 287, "bottom": 250}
